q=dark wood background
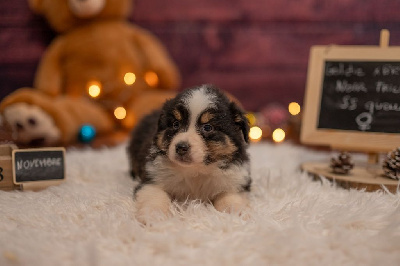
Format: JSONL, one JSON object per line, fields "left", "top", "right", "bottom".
{"left": 1, "top": 0, "right": 400, "bottom": 111}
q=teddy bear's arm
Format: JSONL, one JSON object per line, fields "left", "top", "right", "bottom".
{"left": 127, "top": 25, "right": 181, "bottom": 91}
{"left": 34, "top": 38, "right": 64, "bottom": 96}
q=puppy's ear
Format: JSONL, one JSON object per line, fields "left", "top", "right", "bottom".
{"left": 229, "top": 102, "right": 250, "bottom": 143}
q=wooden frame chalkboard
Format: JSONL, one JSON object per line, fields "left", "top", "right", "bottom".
{"left": 301, "top": 42, "right": 400, "bottom": 152}
{"left": 12, "top": 147, "right": 66, "bottom": 190}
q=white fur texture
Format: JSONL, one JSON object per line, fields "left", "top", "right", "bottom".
{"left": 184, "top": 85, "right": 216, "bottom": 128}
{"left": 145, "top": 156, "right": 249, "bottom": 202}
{"left": 0, "top": 142, "right": 399, "bottom": 265}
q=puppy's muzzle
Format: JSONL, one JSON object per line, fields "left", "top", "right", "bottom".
{"left": 176, "top": 141, "right": 190, "bottom": 156}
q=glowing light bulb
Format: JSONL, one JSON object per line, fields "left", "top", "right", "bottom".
{"left": 288, "top": 102, "right": 301, "bottom": 116}
{"left": 124, "top": 72, "right": 136, "bottom": 85}
{"left": 245, "top": 113, "right": 257, "bottom": 127}
{"left": 114, "top": 107, "right": 127, "bottom": 120}
{"left": 144, "top": 71, "right": 159, "bottom": 87}
{"left": 87, "top": 81, "right": 101, "bottom": 98}
{"left": 272, "top": 128, "right": 285, "bottom": 143}
{"left": 249, "top": 126, "right": 263, "bottom": 142}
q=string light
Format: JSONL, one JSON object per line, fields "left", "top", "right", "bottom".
{"left": 124, "top": 72, "right": 136, "bottom": 85}
{"left": 114, "top": 107, "right": 127, "bottom": 120}
{"left": 272, "top": 128, "right": 285, "bottom": 143}
{"left": 249, "top": 126, "right": 263, "bottom": 142}
{"left": 144, "top": 71, "right": 159, "bottom": 87}
{"left": 288, "top": 102, "right": 301, "bottom": 116}
{"left": 87, "top": 81, "right": 101, "bottom": 98}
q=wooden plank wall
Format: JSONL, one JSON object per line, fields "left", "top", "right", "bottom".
{"left": 1, "top": 0, "right": 400, "bottom": 111}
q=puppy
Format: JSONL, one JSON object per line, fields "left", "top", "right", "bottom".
{"left": 128, "top": 84, "right": 251, "bottom": 223}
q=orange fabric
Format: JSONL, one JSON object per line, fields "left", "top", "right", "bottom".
{"left": 0, "top": 0, "right": 180, "bottom": 145}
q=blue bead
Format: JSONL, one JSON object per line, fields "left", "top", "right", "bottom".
{"left": 78, "top": 124, "right": 96, "bottom": 143}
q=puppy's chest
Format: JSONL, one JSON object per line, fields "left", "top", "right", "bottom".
{"left": 147, "top": 159, "right": 244, "bottom": 201}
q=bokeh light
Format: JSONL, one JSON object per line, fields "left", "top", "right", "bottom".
{"left": 144, "top": 71, "right": 159, "bottom": 87}
{"left": 87, "top": 81, "right": 101, "bottom": 98}
{"left": 249, "top": 126, "right": 263, "bottom": 142}
{"left": 288, "top": 102, "right": 301, "bottom": 116}
{"left": 114, "top": 106, "right": 127, "bottom": 120}
{"left": 272, "top": 128, "right": 285, "bottom": 143}
{"left": 124, "top": 72, "right": 136, "bottom": 85}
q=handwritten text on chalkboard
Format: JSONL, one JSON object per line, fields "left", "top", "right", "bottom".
{"left": 318, "top": 61, "right": 400, "bottom": 133}
{"left": 13, "top": 150, "right": 65, "bottom": 183}
{"left": 16, "top": 158, "right": 62, "bottom": 171}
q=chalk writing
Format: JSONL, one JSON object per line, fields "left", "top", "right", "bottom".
{"left": 325, "top": 63, "right": 365, "bottom": 77}
{"left": 373, "top": 64, "right": 400, "bottom": 76}
{"left": 318, "top": 61, "right": 400, "bottom": 133}
{"left": 336, "top": 80, "right": 367, "bottom": 93}
{"left": 375, "top": 81, "right": 400, "bottom": 94}
{"left": 13, "top": 149, "right": 65, "bottom": 182}
{"left": 16, "top": 158, "right": 62, "bottom": 171}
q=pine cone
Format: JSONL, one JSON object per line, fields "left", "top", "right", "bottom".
{"left": 382, "top": 147, "right": 400, "bottom": 180}
{"left": 330, "top": 152, "right": 354, "bottom": 175}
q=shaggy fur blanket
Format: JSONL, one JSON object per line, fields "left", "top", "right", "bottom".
{"left": 0, "top": 142, "right": 399, "bottom": 265}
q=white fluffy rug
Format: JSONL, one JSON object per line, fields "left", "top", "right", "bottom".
{"left": 0, "top": 142, "right": 399, "bottom": 266}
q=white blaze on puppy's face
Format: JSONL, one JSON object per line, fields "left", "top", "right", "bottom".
{"left": 167, "top": 87, "right": 216, "bottom": 166}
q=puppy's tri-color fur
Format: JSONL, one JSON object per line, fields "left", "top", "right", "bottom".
{"left": 128, "top": 85, "right": 251, "bottom": 223}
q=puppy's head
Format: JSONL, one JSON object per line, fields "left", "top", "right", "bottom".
{"left": 154, "top": 85, "right": 249, "bottom": 167}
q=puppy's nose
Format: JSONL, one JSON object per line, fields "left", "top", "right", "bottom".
{"left": 176, "top": 141, "right": 190, "bottom": 156}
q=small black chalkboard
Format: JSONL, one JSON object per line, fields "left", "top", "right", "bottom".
{"left": 301, "top": 40, "right": 400, "bottom": 152}
{"left": 12, "top": 148, "right": 65, "bottom": 183}
{"left": 318, "top": 61, "right": 400, "bottom": 133}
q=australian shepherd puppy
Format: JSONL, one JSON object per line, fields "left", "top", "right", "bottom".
{"left": 128, "top": 84, "right": 251, "bottom": 223}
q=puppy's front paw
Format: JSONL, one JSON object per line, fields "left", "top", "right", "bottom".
{"left": 3, "top": 103, "right": 60, "bottom": 146}
{"left": 213, "top": 192, "right": 249, "bottom": 215}
{"left": 135, "top": 184, "right": 172, "bottom": 225}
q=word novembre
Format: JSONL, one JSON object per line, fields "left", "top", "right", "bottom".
{"left": 16, "top": 158, "right": 62, "bottom": 171}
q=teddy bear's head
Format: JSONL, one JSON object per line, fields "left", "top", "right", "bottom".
{"left": 28, "top": 0, "right": 133, "bottom": 32}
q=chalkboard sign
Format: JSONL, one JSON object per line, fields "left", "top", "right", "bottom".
{"left": 319, "top": 61, "right": 400, "bottom": 133}
{"left": 12, "top": 148, "right": 65, "bottom": 184}
{"left": 301, "top": 42, "right": 400, "bottom": 152}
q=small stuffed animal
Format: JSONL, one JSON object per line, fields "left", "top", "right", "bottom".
{"left": 128, "top": 84, "right": 251, "bottom": 224}
{"left": 0, "top": 0, "right": 180, "bottom": 146}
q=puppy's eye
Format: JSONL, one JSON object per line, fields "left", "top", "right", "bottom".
{"left": 173, "top": 121, "right": 180, "bottom": 129}
{"left": 202, "top": 124, "right": 213, "bottom": 132}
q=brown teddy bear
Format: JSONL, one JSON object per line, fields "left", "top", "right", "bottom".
{"left": 0, "top": 0, "right": 180, "bottom": 146}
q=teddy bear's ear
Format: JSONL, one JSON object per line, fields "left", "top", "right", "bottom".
{"left": 28, "top": 0, "right": 44, "bottom": 14}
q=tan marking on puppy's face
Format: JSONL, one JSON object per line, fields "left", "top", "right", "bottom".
{"left": 172, "top": 109, "right": 182, "bottom": 121}
{"left": 234, "top": 114, "right": 242, "bottom": 123}
{"left": 207, "top": 135, "right": 238, "bottom": 162}
{"left": 200, "top": 112, "right": 214, "bottom": 124}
